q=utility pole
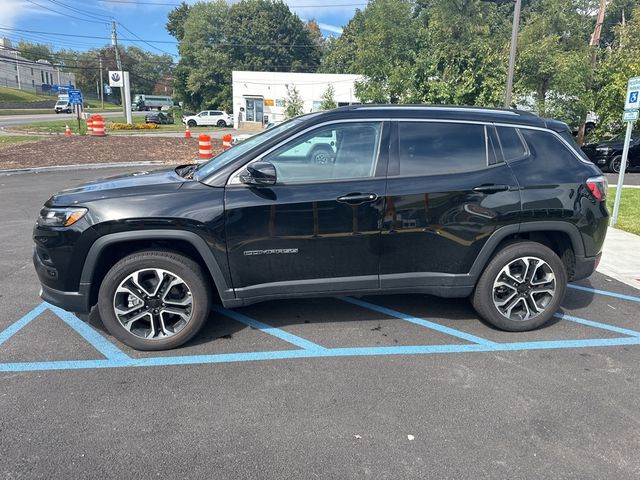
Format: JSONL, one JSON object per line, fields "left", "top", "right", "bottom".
{"left": 504, "top": 0, "right": 522, "bottom": 108}
{"left": 14, "top": 51, "right": 21, "bottom": 89}
{"left": 111, "top": 20, "right": 126, "bottom": 118}
{"left": 99, "top": 55, "right": 105, "bottom": 110}
{"left": 590, "top": 0, "right": 608, "bottom": 67}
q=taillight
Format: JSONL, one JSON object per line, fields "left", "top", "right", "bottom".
{"left": 586, "top": 175, "right": 607, "bottom": 201}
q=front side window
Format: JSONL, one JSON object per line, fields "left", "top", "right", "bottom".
{"left": 398, "top": 122, "right": 487, "bottom": 176}
{"left": 263, "top": 122, "right": 383, "bottom": 184}
{"left": 198, "top": 112, "right": 208, "bottom": 117}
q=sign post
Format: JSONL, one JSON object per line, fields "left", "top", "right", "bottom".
{"left": 611, "top": 76, "right": 640, "bottom": 227}
{"left": 108, "top": 70, "right": 133, "bottom": 124}
{"left": 68, "top": 89, "right": 84, "bottom": 135}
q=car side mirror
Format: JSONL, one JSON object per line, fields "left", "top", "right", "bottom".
{"left": 240, "top": 161, "right": 277, "bottom": 186}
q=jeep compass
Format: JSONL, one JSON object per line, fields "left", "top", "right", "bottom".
{"left": 33, "top": 105, "right": 609, "bottom": 350}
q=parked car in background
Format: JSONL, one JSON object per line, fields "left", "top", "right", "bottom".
{"left": 54, "top": 95, "right": 72, "bottom": 114}
{"left": 183, "top": 110, "right": 233, "bottom": 128}
{"left": 144, "top": 111, "right": 174, "bottom": 125}
{"left": 33, "top": 105, "right": 608, "bottom": 350}
{"left": 581, "top": 130, "right": 640, "bottom": 173}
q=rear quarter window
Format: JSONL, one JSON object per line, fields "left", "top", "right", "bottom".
{"left": 519, "top": 129, "right": 584, "bottom": 170}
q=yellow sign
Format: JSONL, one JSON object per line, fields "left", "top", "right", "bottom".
{"left": 264, "top": 99, "right": 274, "bottom": 107}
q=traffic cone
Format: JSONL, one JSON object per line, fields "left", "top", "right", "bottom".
{"left": 185, "top": 125, "right": 191, "bottom": 138}
{"left": 65, "top": 124, "right": 71, "bottom": 137}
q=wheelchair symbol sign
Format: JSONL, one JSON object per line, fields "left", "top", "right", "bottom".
{"left": 630, "top": 91, "right": 639, "bottom": 104}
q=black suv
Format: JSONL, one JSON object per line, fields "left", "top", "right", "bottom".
{"left": 33, "top": 105, "right": 609, "bottom": 350}
{"left": 581, "top": 130, "right": 640, "bottom": 173}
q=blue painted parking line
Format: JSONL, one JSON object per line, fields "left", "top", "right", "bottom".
{"left": 212, "top": 305, "right": 327, "bottom": 352}
{"left": 47, "top": 304, "right": 130, "bottom": 361}
{"left": 554, "top": 312, "right": 640, "bottom": 338}
{"left": 568, "top": 284, "right": 640, "bottom": 303}
{"left": 0, "top": 303, "right": 48, "bottom": 347}
{"left": 340, "top": 297, "right": 497, "bottom": 346}
{"left": 1, "top": 336, "right": 640, "bottom": 373}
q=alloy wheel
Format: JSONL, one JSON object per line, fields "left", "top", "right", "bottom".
{"left": 113, "top": 268, "right": 193, "bottom": 340}
{"left": 492, "top": 256, "right": 556, "bottom": 322}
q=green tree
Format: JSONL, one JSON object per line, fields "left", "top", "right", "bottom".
{"left": 323, "top": 0, "right": 420, "bottom": 103}
{"left": 594, "top": 6, "right": 640, "bottom": 135}
{"left": 166, "top": 1, "right": 191, "bottom": 42}
{"left": 170, "top": 0, "right": 322, "bottom": 110}
{"left": 319, "top": 84, "right": 337, "bottom": 110}
{"left": 284, "top": 85, "right": 304, "bottom": 118}
{"left": 17, "top": 41, "right": 55, "bottom": 62}
{"left": 515, "top": 0, "right": 593, "bottom": 123}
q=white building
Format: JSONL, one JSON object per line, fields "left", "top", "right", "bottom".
{"left": 232, "top": 70, "right": 363, "bottom": 129}
{"left": 0, "top": 38, "right": 75, "bottom": 93}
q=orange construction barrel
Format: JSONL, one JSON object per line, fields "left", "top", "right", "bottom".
{"left": 222, "top": 134, "right": 232, "bottom": 150}
{"left": 92, "top": 115, "right": 106, "bottom": 136}
{"left": 199, "top": 134, "right": 212, "bottom": 159}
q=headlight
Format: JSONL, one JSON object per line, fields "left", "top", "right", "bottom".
{"left": 38, "top": 207, "right": 87, "bottom": 227}
{"left": 596, "top": 146, "right": 612, "bottom": 153}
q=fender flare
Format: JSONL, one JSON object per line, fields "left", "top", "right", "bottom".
{"left": 468, "top": 221, "right": 586, "bottom": 278}
{"left": 79, "top": 230, "right": 235, "bottom": 303}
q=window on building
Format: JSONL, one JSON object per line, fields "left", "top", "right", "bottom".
{"left": 41, "top": 71, "right": 44, "bottom": 83}
{"left": 31, "top": 68, "right": 34, "bottom": 76}
{"left": 312, "top": 101, "right": 322, "bottom": 112}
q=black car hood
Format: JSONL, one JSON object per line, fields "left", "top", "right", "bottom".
{"left": 46, "top": 167, "right": 187, "bottom": 206}
{"left": 583, "top": 140, "right": 624, "bottom": 150}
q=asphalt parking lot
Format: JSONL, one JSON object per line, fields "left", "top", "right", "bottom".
{"left": 1, "top": 168, "right": 640, "bottom": 479}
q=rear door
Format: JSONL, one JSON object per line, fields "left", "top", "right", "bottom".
{"left": 381, "top": 120, "right": 521, "bottom": 288}
{"left": 224, "top": 120, "right": 389, "bottom": 300}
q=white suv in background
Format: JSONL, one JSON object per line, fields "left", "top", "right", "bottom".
{"left": 183, "top": 110, "right": 233, "bottom": 128}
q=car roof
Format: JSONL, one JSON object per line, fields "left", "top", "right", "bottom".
{"left": 312, "top": 104, "right": 550, "bottom": 128}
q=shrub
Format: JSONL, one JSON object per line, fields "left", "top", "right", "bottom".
{"left": 110, "top": 122, "right": 160, "bottom": 130}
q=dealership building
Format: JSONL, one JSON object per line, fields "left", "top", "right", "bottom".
{"left": 0, "top": 38, "right": 75, "bottom": 92}
{"left": 231, "top": 70, "right": 363, "bottom": 129}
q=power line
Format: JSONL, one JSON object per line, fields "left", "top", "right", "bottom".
{"left": 116, "top": 21, "right": 177, "bottom": 57}
{"left": 97, "top": 0, "right": 366, "bottom": 7}
{"left": 0, "top": 27, "right": 326, "bottom": 48}
{"left": 23, "top": 0, "right": 110, "bottom": 25}
{"left": 45, "top": 0, "right": 112, "bottom": 21}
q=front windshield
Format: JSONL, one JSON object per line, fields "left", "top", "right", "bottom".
{"left": 193, "top": 119, "right": 302, "bottom": 180}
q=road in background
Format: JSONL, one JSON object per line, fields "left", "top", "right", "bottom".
{"left": 0, "top": 110, "right": 146, "bottom": 128}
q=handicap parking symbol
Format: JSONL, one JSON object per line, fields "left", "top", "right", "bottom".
{"left": 630, "top": 91, "right": 639, "bottom": 104}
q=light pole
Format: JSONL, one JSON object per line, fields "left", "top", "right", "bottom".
{"left": 504, "top": 0, "right": 522, "bottom": 108}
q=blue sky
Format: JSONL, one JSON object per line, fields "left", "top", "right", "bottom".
{"left": 0, "top": 0, "right": 362, "bottom": 58}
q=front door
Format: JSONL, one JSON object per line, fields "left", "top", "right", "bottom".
{"left": 224, "top": 121, "right": 389, "bottom": 299}
{"left": 245, "top": 98, "right": 264, "bottom": 123}
{"left": 381, "top": 121, "right": 521, "bottom": 289}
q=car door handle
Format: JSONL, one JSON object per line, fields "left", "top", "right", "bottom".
{"left": 472, "top": 184, "right": 510, "bottom": 193}
{"left": 337, "top": 193, "right": 379, "bottom": 204}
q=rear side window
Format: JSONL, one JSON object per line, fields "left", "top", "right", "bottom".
{"left": 496, "top": 126, "right": 527, "bottom": 161}
{"left": 398, "top": 122, "right": 487, "bottom": 176}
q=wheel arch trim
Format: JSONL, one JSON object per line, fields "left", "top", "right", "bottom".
{"left": 469, "top": 221, "right": 586, "bottom": 278}
{"left": 79, "top": 230, "right": 234, "bottom": 303}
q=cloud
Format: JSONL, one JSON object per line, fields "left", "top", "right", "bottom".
{"left": 0, "top": 0, "right": 61, "bottom": 27}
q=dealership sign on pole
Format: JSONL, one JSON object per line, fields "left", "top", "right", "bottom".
{"left": 107, "top": 70, "right": 132, "bottom": 124}
{"left": 611, "top": 76, "right": 640, "bottom": 227}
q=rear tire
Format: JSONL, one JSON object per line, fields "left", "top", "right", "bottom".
{"left": 471, "top": 241, "right": 567, "bottom": 332}
{"left": 97, "top": 250, "right": 211, "bottom": 350}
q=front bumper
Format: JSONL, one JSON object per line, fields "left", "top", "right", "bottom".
{"left": 33, "top": 248, "right": 91, "bottom": 313}
{"left": 39, "top": 282, "right": 91, "bottom": 313}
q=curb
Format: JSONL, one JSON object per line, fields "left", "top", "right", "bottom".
{"left": 0, "top": 161, "right": 165, "bottom": 176}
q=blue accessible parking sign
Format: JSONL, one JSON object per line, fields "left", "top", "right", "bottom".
{"left": 630, "top": 91, "right": 639, "bottom": 104}
{"left": 68, "top": 89, "right": 83, "bottom": 105}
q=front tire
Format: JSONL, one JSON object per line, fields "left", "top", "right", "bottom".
{"left": 472, "top": 241, "right": 567, "bottom": 332}
{"left": 217, "top": 120, "right": 226, "bottom": 127}
{"left": 97, "top": 250, "right": 211, "bottom": 350}
{"left": 187, "top": 119, "right": 197, "bottom": 128}
{"left": 608, "top": 155, "right": 627, "bottom": 174}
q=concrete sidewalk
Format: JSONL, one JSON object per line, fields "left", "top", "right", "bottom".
{"left": 597, "top": 227, "right": 640, "bottom": 290}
